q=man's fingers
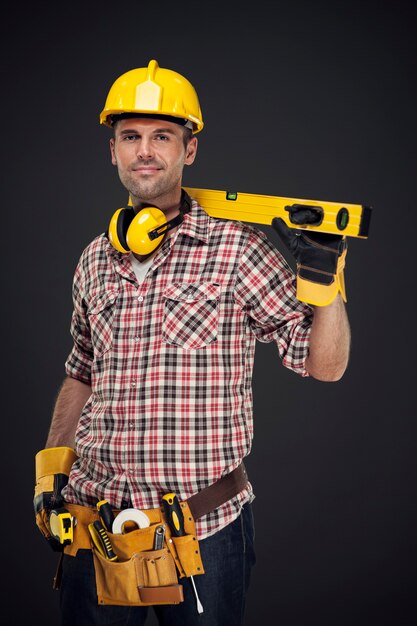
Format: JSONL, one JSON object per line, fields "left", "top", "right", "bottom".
{"left": 271, "top": 218, "right": 298, "bottom": 253}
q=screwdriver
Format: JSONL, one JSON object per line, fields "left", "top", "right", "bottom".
{"left": 88, "top": 520, "right": 118, "bottom": 561}
{"left": 162, "top": 493, "right": 204, "bottom": 614}
{"left": 97, "top": 499, "right": 115, "bottom": 532}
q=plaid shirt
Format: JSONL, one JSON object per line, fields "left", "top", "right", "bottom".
{"left": 63, "top": 197, "right": 313, "bottom": 539}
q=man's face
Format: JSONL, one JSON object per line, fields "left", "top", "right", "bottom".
{"left": 110, "top": 117, "right": 197, "bottom": 207}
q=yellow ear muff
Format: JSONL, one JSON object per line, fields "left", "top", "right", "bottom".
{"left": 108, "top": 191, "right": 191, "bottom": 255}
{"left": 126, "top": 207, "right": 167, "bottom": 255}
{"left": 108, "top": 207, "right": 134, "bottom": 253}
{"left": 108, "top": 206, "right": 168, "bottom": 255}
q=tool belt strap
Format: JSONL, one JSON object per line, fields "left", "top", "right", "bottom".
{"left": 187, "top": 462, "right": 248, "bottom": 519}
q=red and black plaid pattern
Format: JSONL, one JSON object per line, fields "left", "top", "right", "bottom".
{"left": 162, "top": 282, "right": 220, "bottom": 349}
{"left": 64, "top": 199, "right": 313, "bottom": 539}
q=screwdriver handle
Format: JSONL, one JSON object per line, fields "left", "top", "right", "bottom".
{"left": 162, "top": 493, "right": 185, "bottom": 537}
{"left": 88, "top": 520, "right": 118, "bottom": 561}
{"left": 97, "top": 499, "right": 115, "bottom": 532}
{"left": 162, "top": 493, "right": 204, "bottom": 614}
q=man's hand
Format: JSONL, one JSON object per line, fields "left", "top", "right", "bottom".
{"left": 34, "top": 447, "right": 77, "bottom": 551}
{"left": 272, "top": 218, "right": 348, "bottom": 306}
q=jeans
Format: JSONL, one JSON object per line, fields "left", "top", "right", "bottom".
{"left": 60, "top": 503, "right": 256, "bottom": 625}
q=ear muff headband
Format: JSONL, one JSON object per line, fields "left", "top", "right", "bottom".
{"left": 107, "top": 190, "right": 192, "bottom": 255}
{"left": 148, "top": 212, "right": 184, "bottom": 241}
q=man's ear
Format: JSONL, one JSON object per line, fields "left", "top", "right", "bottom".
{"left": 185, "top": 137, "right": 198, "bottom": 165}
{"left": 110, "top": 137, "right": 117, "bottom": 166}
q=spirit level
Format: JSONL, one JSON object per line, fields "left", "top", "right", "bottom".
{"left": 184, "top": 187, "right": 372, "bottom": 239}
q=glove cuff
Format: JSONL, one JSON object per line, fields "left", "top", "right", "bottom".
{"left": 296, "top": 269, "right": 347, "bottom": 306}
{"left": 296, "top": 245, "right": 347, "bottom": 306}
{"left": 35, "top": 447, "right": 77, "bottom": 481}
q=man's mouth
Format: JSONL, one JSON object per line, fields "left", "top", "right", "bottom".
{"left": 132, "top": 162, "right": 162, "bottom": 173}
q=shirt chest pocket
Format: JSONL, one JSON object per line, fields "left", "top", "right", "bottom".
{"left": 162, "top": 283, "right": 221, "bottom": 350}
{"left": 87, "top": 290, "right": 119, "bottom": 357}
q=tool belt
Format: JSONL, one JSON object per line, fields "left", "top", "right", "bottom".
{"left": 57, "top": 463, "right": 248, "bottom": 607}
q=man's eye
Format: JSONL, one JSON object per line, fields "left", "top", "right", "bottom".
{"left": 123, "top": 135, "right": 138, "bottom": 141}
{"left": 155, "top": 134, "right": 169, "bottom": 141}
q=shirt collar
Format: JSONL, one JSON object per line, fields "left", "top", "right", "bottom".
{"left": 178, "top": 199, "right": 210, "bottom": 244}
{"left": 104, "top": 197, "right": 211, "bottom": 274}
{"left": 105, "top": 240, "right": 137, "bottom": 281}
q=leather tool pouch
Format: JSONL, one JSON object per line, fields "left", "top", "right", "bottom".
{"left": 92, "top": 543, "right": 182, "bottom": 606}
{"left": 63, "top": 502, "right": 204, "bottom": 606}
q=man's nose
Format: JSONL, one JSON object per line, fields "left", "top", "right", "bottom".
{"left": 136, "top": 138, "right": 154, "bottom": 160}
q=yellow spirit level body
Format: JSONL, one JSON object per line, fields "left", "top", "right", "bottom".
{"left": 184, "top": 187, "right": 371, "bottom": 239}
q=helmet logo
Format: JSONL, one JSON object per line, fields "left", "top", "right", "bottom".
{"left": 135, "top": 80, "right": 162, "bottom": 110}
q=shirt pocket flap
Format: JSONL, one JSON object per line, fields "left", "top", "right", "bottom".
{"left": 88, "top": 290, "right": 119, "bottom": 315}
{"left": 164, "top": 283, "right": 221, "bottom": 303}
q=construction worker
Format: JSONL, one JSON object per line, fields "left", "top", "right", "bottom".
{"left": 34, "top": 59, "right": 351, "bottom": 625}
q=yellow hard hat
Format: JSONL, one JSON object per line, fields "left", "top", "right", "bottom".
{"left": 100, "top": 59, "right": 204, "bottom": 134}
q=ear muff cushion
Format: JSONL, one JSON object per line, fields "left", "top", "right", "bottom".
{"left": 108, "top": 207, "right": 135, "bottom": 253}
{"left": 116, "top": 208, "right": 135, "bottom": 250}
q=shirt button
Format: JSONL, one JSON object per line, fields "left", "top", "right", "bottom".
{"left": 133, "top": 335, "right": 140, "bottom": 343}
{"left": 137, "top": 296, "right": 144, "bottom": 302}
{"left": 131, "top": 380, "right": 137, "bottom": 388}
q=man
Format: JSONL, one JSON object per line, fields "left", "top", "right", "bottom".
{"left": 34, "top": 59, "right": 350, "bottom": 625}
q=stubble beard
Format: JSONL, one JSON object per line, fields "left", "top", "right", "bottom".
{"left": 120, "top": 173, "right": 165, "bottom": 203}
{"left": 118, "top": 160, "right": 184, "bottom": 206}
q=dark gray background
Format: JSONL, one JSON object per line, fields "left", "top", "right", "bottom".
{"left": 3, "top": 1, "right": 416, "bottom": 624}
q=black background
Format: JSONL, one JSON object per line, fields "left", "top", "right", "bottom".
{"left": 3, "top": 1, "right": 416, "bottom": 624}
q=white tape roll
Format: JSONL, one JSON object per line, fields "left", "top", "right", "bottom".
{"left": 112, "top": 508, "right": 150, "bottom": 534}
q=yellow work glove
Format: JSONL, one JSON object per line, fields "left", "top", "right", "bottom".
{"left": 34, "top": 447, "right": 77, "bottom": 551}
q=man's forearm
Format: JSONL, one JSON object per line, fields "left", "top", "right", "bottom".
{"left": 305, "top": 294, "right": 351, "bottom": 382}
{"left": 45, "top": 376, "right": 92, "bottom": 448}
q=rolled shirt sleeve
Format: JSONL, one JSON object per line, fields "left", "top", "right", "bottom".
{"left": 234, "top": 227, "right": 313, "bottom": 376}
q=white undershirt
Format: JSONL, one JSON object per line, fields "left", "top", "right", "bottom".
{"left": 129, "top": 252, "right": 156, "bottom": 285}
